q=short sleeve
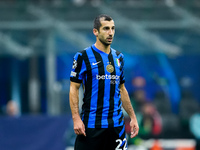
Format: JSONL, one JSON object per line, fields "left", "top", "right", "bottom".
{"left": 120, "top": 54, "right": 125, "bottom": 84}
{"left": 70, "top": 52, "right": 86, "bottom": 83}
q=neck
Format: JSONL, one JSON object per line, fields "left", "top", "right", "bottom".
{"left": 94, "top": 41, "right": 110, "bottom": 54}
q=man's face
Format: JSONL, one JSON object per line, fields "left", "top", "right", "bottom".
{"left": 97, "top": 18, "right": 115, "bottom": 46}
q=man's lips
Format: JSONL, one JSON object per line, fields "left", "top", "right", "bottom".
{"left": 107, "top": 38, "right": 113, "bottom": 42}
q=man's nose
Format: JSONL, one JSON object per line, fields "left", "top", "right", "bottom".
{"left": 108, "top": 29, "right": 114, "bottom": 35}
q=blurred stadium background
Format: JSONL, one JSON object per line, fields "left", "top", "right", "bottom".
{"left": 0, "top": 0, "right": 200, "bottom": 150}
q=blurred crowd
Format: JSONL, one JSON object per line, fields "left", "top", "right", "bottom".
{"left": 0, "top": 100, "right": 20, "bottom": 117}
{"left": 123, "top": 76, "right": 200, "bottom": 148}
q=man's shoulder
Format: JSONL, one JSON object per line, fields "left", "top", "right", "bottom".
{"left": 73, "top": 47, "right": 89, "bottom": 58}
{"left": 77, "top": 46, "right": 92, "bottom": 55}
{"left": 111, "top": 48, "right": 124, "bottom": 57}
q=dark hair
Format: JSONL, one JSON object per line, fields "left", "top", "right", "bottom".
{"left": 93, "top": 14, "right": 113, "bottom": 31}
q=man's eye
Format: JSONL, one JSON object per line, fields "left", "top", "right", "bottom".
{"left": 104, "top": 27, "right": 110, "bottom": 30}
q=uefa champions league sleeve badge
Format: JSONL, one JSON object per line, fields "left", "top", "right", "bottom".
{"left": 72, "top": 59, "right": 77, "bottom": 69}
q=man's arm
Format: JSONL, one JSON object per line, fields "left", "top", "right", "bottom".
{"left": 120, "top": 83, "right": 139, "bottom": 138}
{"left": 69, "top": 81, "right": 86, "bottom": 136}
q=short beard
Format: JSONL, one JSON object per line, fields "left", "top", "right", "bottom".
{"left": 99, "top": 38, "right": 111, "bottom": 46}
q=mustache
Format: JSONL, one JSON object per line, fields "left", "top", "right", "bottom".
{"left": 107, "top": 35, "right": 113, "bottom": 38}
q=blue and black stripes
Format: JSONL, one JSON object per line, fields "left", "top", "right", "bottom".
{"left": 70, "top": 44, "right": 125, "bottom": 128}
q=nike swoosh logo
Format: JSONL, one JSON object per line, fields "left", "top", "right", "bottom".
{"left": 92, "top": 61, "right": 101, "bottom": 65}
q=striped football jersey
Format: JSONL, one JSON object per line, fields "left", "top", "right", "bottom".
{"left": 70, "top": 44, "right": 125, "bottom": 128}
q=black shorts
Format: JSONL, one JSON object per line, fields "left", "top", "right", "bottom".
{"left": 74, "top": 125, "right": 127, "bottom": 150}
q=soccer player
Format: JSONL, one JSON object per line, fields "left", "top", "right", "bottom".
{"left": 69, "top": 14, "right": 139, "bottom": 150}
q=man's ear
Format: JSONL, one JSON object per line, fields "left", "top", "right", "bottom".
{"left": 93, "top": 28, "right": 98, "bottom": 37}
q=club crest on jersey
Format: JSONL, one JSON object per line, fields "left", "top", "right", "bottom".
{"left": 72, "top": 59, "right": 77, "bottom": 69}
{"left": 106, "top": 62, "right": 114, "bottom": 73}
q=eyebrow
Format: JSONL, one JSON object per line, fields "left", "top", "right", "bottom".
{"left": 102, "top": 25, "right": 115, "bottom": 29}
